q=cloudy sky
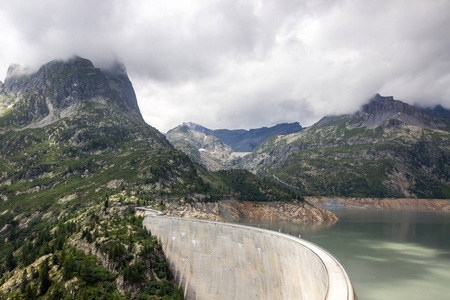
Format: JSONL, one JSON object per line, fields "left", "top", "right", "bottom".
{"left": 1, "top": 0, "right": 449, "bottom": 132}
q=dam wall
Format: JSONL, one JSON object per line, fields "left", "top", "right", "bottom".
{"left": 143, "top": 215, "right": 355, "bottom": 300}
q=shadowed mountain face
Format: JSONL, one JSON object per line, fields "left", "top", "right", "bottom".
{"left": 242, "top": 95, "right": 450, "bottom": 199}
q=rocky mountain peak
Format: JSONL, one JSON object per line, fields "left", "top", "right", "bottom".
{"left": 362, "top": 94, "right": 423, "bottom": 117}
{"left": 352, "top": 94, "right": 448, "bottom": 130}
{"left": 0, "top": 56, "right": 141, "bottom": 128}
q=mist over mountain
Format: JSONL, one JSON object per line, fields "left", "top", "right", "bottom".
{"left": 173, "top": 121, "right": 303, "bottom": 152}
{"left": 243, "top": 95, "right": 450, "bottom": 198}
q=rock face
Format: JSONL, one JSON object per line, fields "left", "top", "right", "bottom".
{"left": 164, "top": 199, "right": 337, "bottom": 223}
{"left": 318, "top": 94, "right": 449, "bottom": 130}
{"left": 242, "top": 95, "right": 450, "bottom": 199}
{"left": 0, "top": 57, "right": 141, "bottom": 128}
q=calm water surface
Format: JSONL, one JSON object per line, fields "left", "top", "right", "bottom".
{"left": 236, "top": 209, "right": 450, "bottom": 300}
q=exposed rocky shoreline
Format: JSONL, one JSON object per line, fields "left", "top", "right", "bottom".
{"left": 306, "top": 196, "right": 450, "bottom": 211}
{"left": 162, "top": 199, "right": 338, "bottom": 224}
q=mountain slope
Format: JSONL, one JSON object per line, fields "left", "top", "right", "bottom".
{"left": 0, "top": 57, "right": 210, "bottom": 216}
{"left": 243, "top": 95, "right": 450, "bottom": 198}
{"left": 0, "top": 57, "right": 208, "bottom": 298}
{"left": 166, "top": 124, "right": 239, "bottom": 171}
{"left": 166, "top": 122, "right": 304, "bottom": 171}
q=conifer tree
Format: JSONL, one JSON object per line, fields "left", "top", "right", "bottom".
{"left": 39, "top": 257, "right": 51, "bottom": 295}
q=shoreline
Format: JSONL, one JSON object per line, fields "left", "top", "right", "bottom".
{"left": 161, "top": 199, "right": 338, "bottom": 224}
{"left": 305, "top": 196, "right": 450, "bottom": 211}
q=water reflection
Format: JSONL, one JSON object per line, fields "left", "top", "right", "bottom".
{"left": 234, "top": 209, "right": 450, "bottom": 300}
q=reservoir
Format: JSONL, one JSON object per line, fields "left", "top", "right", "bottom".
{"left": 236, "top": 209, "right": 450, "bottom": 300}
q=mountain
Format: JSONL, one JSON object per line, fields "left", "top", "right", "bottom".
{"left": 166, "top": 123, "right": 238, "bottom": 171}
{"left": 0, "top": 57, "right": 209, "bottom": 297}
{"left": 0, "top": 57, "right": 141, "bottom": 129}
{"left": 315, "top": 94, "right": 449, "bottom": 130}
{"left": 0, "top": 57, "right": 308, "bottom": 298}
{"left": 166, "top": 122, "right": 304, "bottom": 171}
{"left": 242, "top": 94, "right": 450, "bottom": 199}
{"left": 182, "top": 121, "right": 303, "bottom": 152}
{"left": 0, "top": 57, "right": 209, "bottom": 212}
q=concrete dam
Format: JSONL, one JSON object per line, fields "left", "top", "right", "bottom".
{"left": 142, "top": 213, "right": 356, "bottom": 300}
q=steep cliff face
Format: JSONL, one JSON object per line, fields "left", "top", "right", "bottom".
{"left": 243, "top": 95, "right": 450, "bottom": 199}
{"left": 0, "top": 57, "right": 141, "bottom": 128}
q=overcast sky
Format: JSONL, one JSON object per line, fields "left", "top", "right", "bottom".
{"left": 1, "top": 0, "right": 449, "bottom": 132}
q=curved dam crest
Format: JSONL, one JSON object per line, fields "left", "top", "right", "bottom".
{"left": 141, "top": 210, "right": 356, "bottom": 300}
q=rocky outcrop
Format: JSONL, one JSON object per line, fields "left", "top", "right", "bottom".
{"left": 357, "top": 94, "right": 448, "bottom": 130}
{"left": 0, "top": 56, "right": 141, "bottom": 128}
{"left": 163, "top": 199, "right": 337, "bottom": 223}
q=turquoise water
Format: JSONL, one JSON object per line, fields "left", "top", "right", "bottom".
{"left": 236, "top": 209, "right": 450, "bottom": 300}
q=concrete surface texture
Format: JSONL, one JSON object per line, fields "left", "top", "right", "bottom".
{"left": 143, "top": 215, "right": 355, "bottom": 300}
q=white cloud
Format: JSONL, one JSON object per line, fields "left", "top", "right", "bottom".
{"left": 1, "top": 0, "right": 449, "bottom": 132}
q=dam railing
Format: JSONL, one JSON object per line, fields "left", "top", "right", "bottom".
{"left": 137, "top": 207, "right": 356, "bottom": 300}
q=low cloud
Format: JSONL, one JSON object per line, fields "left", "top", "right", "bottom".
{"left": 1, "top": 0, "right": 449, "bottom": 132}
